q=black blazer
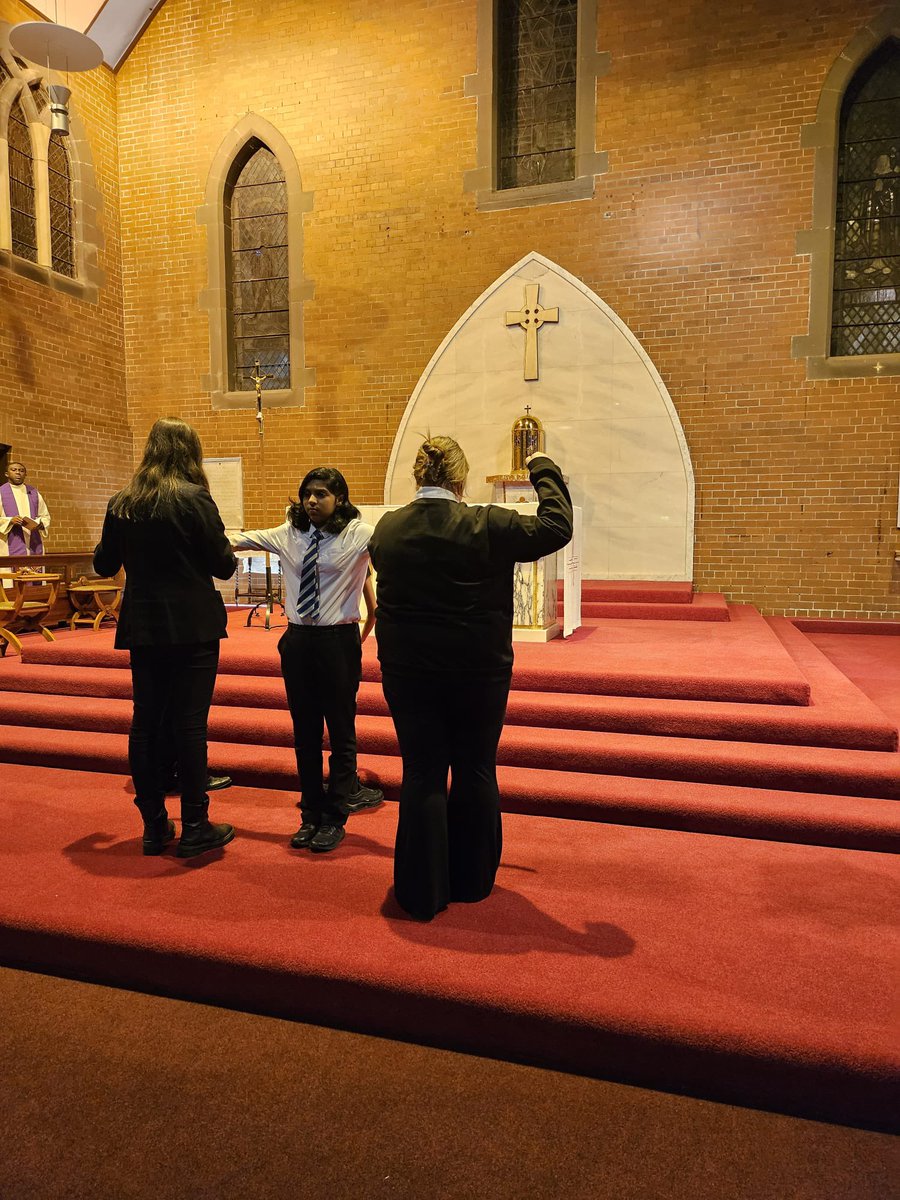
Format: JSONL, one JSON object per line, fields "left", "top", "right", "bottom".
{"left": 369, "top": 455, "right": 572, "bottom": 676}
{"left": 93, "top": 483, "right": 237, "bottom": 649}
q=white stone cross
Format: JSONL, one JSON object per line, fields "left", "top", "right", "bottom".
{"left": 505, "top": 283, "right": 559, "bottom": 381}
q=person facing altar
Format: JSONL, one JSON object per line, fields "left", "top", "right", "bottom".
{"left": 369, "top": 435, "right": 573, "bottom": 922}
{"left": 1, "top": 460, "right": 50, "bottom": 557}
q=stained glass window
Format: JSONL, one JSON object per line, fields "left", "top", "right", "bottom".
{"left": 226, "top": 141, "right": 290, "bottom": 391}
{"left": 48, "top": 131, "right": 75, "bottom": 277}
{"left": 496, "top": 0, "right": 578, "bottom": 190}
{"left": 832, "top": 40, "right": 900, "bottom": 357}
{"left": 8, "top": 96, "right": 37, "bottom": 263}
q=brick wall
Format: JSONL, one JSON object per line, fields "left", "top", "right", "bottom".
{"left": 6, "top": 0, "right": 899, "bottom": 615}
{"left": 0, "top": 0, "right": 129, "bottom": 552}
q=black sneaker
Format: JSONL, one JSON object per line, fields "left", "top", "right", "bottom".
{"left": 340, "top": 783, "right": 384, "bottom": 815}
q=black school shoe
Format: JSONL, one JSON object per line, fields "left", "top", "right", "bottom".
{"left": 309, "top": 825, "right": 346, "bottom": 852}
{"left": 290, "top": 823, "right": 319, "bottom": 849}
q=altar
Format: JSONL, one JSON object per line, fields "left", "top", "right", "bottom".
{"left": 358, "top": 503, "right": 582, "bottom": 642}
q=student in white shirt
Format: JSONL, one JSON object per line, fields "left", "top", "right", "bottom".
{"left": 230, "top": 467, "right": 383, "bottom": 852}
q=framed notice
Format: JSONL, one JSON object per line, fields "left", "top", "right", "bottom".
{"left": 203, "top": 457, "right": 244, "bottom": 530}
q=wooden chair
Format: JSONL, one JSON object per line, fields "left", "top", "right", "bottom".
{"left": 0, "top": 569, "right": 62, "bottom": 656}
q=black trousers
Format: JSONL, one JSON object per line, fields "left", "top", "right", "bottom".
{"left": 129, "top": 641, "right": 219, "bottom": 817}
{"left": 381, "top": 669, "right": 511, "bottom": 920}
{"left": 278, "top": 622, "right": 363, "bottom": 825}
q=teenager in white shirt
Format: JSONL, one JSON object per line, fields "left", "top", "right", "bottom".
{"left": 230, "top": 467, "right": 383, "bottom": 852}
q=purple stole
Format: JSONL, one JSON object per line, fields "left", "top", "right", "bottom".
{"left": 0, "top": 482, "right": 44, "bottom": 555}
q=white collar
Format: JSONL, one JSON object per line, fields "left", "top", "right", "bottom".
{"left": 414, "top": 486, "right": 459, "bottom": 503}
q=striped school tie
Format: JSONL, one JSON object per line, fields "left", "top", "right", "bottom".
{"left": 297, "top": 529, "right": 323, "bottom": 619}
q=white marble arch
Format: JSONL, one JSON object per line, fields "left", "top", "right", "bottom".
{"left": 384, "top": 253, "right": 695, "bottom": 580}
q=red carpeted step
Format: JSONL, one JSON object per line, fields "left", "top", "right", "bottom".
{"left": 4, "top": 628, "right": 894, "bottom": 751}
{"left": 1, "top": 720, "right": 900, "bottom": 844}
{"left": 3, "top": 694, "right": 899, "bottom": 798}
{"left": 19, "top": 605, "right": 812, "bottom": 704}
{"left": 793, "top": 618, "right": 900, "bottom": 635}
{"left": 1, "top": 660, "right": 892, "bottom": 751}
{"left": 0, "top": 763, "right": 896, "bottom": 1129}
{"left": 349, "top": 753, "right": 900, "bottom": 853}
{"left": 581, "top": 593, "right": 729, "bottom": 622}
{"left": 558, "top": 580, "right": 695, "bottom": 604}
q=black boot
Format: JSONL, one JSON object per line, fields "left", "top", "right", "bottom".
{"left": 177, "top": 799, "right": 235, "bottom": 859}
{"left": 135, "top": 799, "right": 176, "bottom": 856}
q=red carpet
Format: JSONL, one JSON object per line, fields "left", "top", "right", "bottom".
{"left": 1, "top": 607, "right": 898, "bottom": 850}
{"left": 23, "top": 603, "right": 811, "bottom": 703}
{"left": 0, "top": 763, "right": 896, "bottom": 1130}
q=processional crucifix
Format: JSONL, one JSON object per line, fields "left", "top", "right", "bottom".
{"left": 246, "top": 357, "right": 284, "bottom": 629}
{"left": 505, "top": 283, "right": 559, "bottom": 381}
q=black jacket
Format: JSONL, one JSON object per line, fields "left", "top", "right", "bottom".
{"left": 369, "top": 455, "right": 572, "bottom": 676}
{"left": 93, "top": 483, "right": 236, "bottom": 649}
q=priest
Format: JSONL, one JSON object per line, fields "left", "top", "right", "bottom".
{"left": 0, "top": 461, "right": 50, "bottom": 557}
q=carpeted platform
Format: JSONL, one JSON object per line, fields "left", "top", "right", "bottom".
{"left": 21, "top": 603, "right": 811, "bottom": 704}
{"left": 0, "top": 763, "right": 896, "bottom": 1130}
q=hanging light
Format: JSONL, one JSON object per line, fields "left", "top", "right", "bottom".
{"left": 8, "top": 20, "right": 102, "bottom": 136}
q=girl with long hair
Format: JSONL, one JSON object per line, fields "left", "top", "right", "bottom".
{"left": 369, "top": 436, "right": 572, "bottom": 920}
{"left": 94, "top": 417, "right": 237, "bottom": 858}
{"left": 229, "top": 466, "right": 382, "bottom": 853}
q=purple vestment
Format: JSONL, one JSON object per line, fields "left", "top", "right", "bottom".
{"left": 0, "top": 482, "right": 44, "bottom": 555}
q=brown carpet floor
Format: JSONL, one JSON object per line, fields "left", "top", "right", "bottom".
{"left": 1, "top": 967, "right": 896, "bottom": 1200}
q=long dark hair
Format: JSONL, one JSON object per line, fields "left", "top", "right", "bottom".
{"left": 111, "top": 417, "right": 210, "bottom": 519}
{"left": 289, "top": 466, "right": 360, "bottom": 534}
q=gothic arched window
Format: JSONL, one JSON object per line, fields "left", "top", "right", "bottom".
{"left": 48, "top": 130, "right": 75, "bottom": 277}
{"left": 832, "top": 40, "right": 900, "bottom": 357}
{"left": 8, "top": 94, "right": 37, "bottom": 263}
{"left": 497, "top": 0, "right": 578, "bottom": 190}
{"left": 225, "top": 139, "right": 290, "bottom": 392}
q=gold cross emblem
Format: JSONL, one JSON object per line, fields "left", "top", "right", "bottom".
{"left": 505, "top": 283, "right": 559, "bottom": 381}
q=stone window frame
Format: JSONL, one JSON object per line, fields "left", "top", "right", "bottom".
{"left": 0, "top": 31, "right": 104, "bottom": 303}
{"left": 463, "top": 0, "right": 609, "bottom": 213}
{"left": 198, "top": 114, "right": 315, "bottom": 411}
{"left": 793, "top": 6, "right": 900, "bottom": 380}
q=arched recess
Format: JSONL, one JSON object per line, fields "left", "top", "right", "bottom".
{"left": 0, "top": 30, "right": 105, "bottom": 300}
{"left": 385, "top": 252, "right": 695, "bottom": 581}
{"left": 198, "top": 114, "right": 315, "bottom": 410}
{"left": 793, "top": 4, "right": 900, "bottom": 379}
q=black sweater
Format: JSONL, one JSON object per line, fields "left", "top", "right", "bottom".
{"left": 369, "top": 455, "right": 572, "bottom": 676}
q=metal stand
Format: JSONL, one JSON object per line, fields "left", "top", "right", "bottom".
{"left": 245, "top": 552, "right": 285, "bottom": 629}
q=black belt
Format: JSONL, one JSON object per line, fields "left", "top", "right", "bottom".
{"left": 285, "top": 622, "right": 358, "bottom": 635}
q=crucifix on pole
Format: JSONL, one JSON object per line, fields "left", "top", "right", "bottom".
{"left": 245, "top": 356, "right": 283, "bottom": 630}
{"left": 505, "top": 283, "right": 559, "bottom": 381}
{"left": 250, "top": 357, "right": 272, "bottom": 437}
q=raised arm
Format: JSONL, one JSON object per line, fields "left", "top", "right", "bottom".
{"left": 228, "top": 522, "right": 288, "bottom": 556}
{"left": 488, "top": 453, "right": 573, "bottom": 564}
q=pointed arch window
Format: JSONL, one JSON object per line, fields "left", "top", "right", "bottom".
{"left": 0, "top": 49, "right": 104, "bottom": 299}
{"left": 47, "top": 131, "right": 74, "bottom": 277}
{"left": 832, "top": 40, "right": 900, "bottom": 357}
{"left": 225, "top": 140, "right": 290, "bottom": 392}
{"left": 464, "top": 0, "right": 608, "bottom": 211}
{"left": 497, "top": 0, "right": 578, "bottom": 190}
{"left": 8, "top": 95, "right": 37, "bottom": 263}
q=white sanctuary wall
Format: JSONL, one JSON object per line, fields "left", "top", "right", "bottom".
{"left": 384, "top": 253, "right": 695, "bottom": 581}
